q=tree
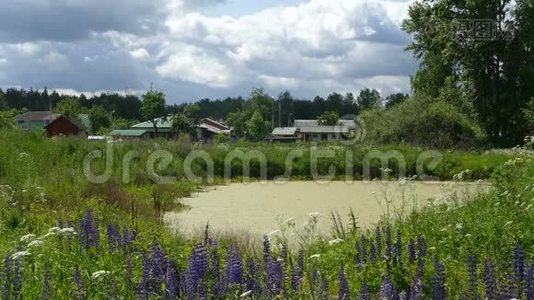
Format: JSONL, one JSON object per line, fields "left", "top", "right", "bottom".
{"left": 0, "top": 109, "right": 16, "bottom": 129}
{"left": 54, "top": 97, "right": 84, "bottom": 119}
{"left": 226, "top": 110, "right": 248, "bottom": 138}
{"left": 141, "top": 90, "right": 166, "bottom": 136}
{"left": 171, "top": 103, "right": 200, "bottom": 137}
{"left": 317, "top": 111, "right": 340, "bottom": 126}
{"left": 357, "top": 88, "right": 381, "bottom": 110}
{"left": 385, "top": 93, "right": 409, "bottom": 108}
{"left": 402, "top": 0, "right": 534, "bottom": 146}
{"left": 89, "top": 105, "right": 112, "bottom": 134}
{"left": 0, "top": 92, "right": 6, "bottom": 110}
{"left": 246, "top": 110, "right": 269, "bottom": 141}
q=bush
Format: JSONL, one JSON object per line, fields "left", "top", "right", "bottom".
{"left": 361, "top": 96, "right": 486, "bottom": 149}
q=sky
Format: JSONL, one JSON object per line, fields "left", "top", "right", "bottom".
{"left": 0, "top": 0, "right": 417, "bottom": 104}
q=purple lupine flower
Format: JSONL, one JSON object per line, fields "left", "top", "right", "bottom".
{"left": 380, "top": 275, "right": 395, "bottom": 300}
{"left": 262, "top": 236, "right": 271, "bottom": 266}
{"left": 226, "top": 245, "right": 243, "bottom": 285}
{"left": 12, "top": 258, "right": 22, "bottom": 299}
{"left": 407, "top": 239, "right": 416, "bottom": 263}
{"left": 186, "top": 243, "right": 209, "bottom": 297}
{"left": 122, "top": 228, "right": 136, "bottom": 246}
{"left": 165, "top": 259, "right": 179, "bottom": 299}
{"left": 369, "top": 240, "right": 377, "bottom": 262}
{"left": 484, "top": 260, "right": 495, "bottom": 300}
{"left": 245, "top": 258, "right": 261, "bottom": 297}
{"left": 125, "top": 254, "right": 134, "bottom": 291}
{"left": 138, "top": 253, "right": 152, "bottom": 298}
{"left": 526, "top": 264, "right": 534, "bottom": 300}
{"left": 151, "top": 241, "right": 166, "bottom": 295}
{"left": 73, "top": 267, "right": 86, "bottom": 300}
{"left": 431, "top": 257, "right": 446, "bottom": 300}
{"left": 280, "top": 243, "right": 288, "bottom": 265}
{"left": 43, "top": 267, "right": 51, "bottom": 299}
{"left": 266, "top": 258, "right": 284, "bottom": 296}
{"left": 291, "top": 250, "right": 304, "bottom": 293}
{"left": 358, "top": 281, "right": 370, "bottom": 300}
{"left": 514, "top": 244, "right": 525, "bottom": 284}
{"left": 417, "top": 236, "right": 427, "bottom": 259}
{"left": 375, "top": 226, "right": 382, "bottom": 257}
{"left": 393, "top": 228, "right": 402, "bottom": 266}
{"left": 410, "top": 273, "right": 424, "bottom": 299}
{"left": 360, "top": 235, "right": 367, "bottom": 263}
{"left": 3, "top": 256, "right": 11, "bottom": 300}
{"left": 321, "top": 275, "right": 329, "bottom": 300}
{"left": 355, "top": 241, "right": 362, "bottom": 268}
{"left": 80, "top": 210, "right": 100, "bottom": 249}
{"left": 338, "top": 265, "right": 350, "bottom": 300}
{"left": 467, "top": 254, "right": 479, "bottom": 300}
{"left": 106, "top": 223, "right": 121, "bottom": 250}
{"left": 385, "top": 224, "right": 392, "bottom": 262}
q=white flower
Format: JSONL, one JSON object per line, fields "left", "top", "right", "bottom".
{"left": 240, "top": 290, "right": 252, "bottom": 298}
{"left": 455, "top": 223, "right": 463, "bottom": 230}
{"left": 58, "top": 227, "right": 77, "bottom": 235}
{"left": 309, "top": 254, "right": 321, "bottom": 259}
{"left": 20, "top": 234, "right": 36, "bottom": 242}
{"left": 27, "top": 240, "right": 44, "bottom": 247}
{"left": 11, "top": 251, "right": 31, "bottom": 260}
{"left": 40, "top": 232, "right": 56, "bottom": 239}
{"left": 328, "top": 238, "right": 344, "bottom": 245}
{"left": 48, "top": 227, "right": 61, "bottom": 233}
{"left": 91, "top": 270, "right": 110, "bottom": 279}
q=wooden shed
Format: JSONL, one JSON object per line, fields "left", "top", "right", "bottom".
{"left": 44, "top": 115, "right": 86, "bottom": 137}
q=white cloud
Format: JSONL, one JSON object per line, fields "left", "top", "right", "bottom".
{"left": 129, "top": 48, "right": 150, "bottom": 60}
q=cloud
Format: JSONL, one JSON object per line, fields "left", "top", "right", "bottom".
{"left": 0, "top": 0, "right": 417, "bottom": 103}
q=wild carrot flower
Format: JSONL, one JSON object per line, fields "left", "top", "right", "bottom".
{"left": 91, "top": 270, "right": 110, "bottom": 279}
{"left": 338, "top": 265, "right": 350, "bottom": 300}
{"left": 20, "top": 234, "right": 36, "bottom": 243}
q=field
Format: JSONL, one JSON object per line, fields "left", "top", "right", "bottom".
{"left": 1, "top": 129, "right": 534, "bottom": 299}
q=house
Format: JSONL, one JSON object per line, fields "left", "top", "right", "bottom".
{"left": 109, "top": 117, "right": 231, "bottom": 141}
{"left": 271, "top": 119, "right": 357, "bottom": 142}
{"left": 197, "top": 118, "right": 231, "bottom": 142}
{"left": 15, "top": 111, "right": 60, "bottom": 131}
{"left": 44, "top": 115, "right": 87, "bottom": 137}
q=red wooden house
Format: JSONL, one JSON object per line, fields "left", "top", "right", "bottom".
{"left": 44, "top": 115, "right": 87, "bottom": 137}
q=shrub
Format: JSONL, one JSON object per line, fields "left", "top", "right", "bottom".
{"left": 361, "top": 96, "right": 486, "bottom": 149}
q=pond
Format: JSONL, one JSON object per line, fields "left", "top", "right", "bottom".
{"left": 164, "top": 180, "right": 488, "bottom": 239}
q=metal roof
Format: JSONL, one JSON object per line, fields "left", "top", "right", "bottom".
{"left": 294, "top": 119, "right": 356, "bottom": 128}
{"left": 15, "top": 111, "right": 60, "bottom": 121}
{"left": 272, "top": 127, "right": 298, "bottom": 136}
{"left": 109, "top": 129, "right": 148, "bottom": 137}
{"left": 131, "top": 117, "right": 172, "bottom": 129}
{"left": 299, "top": 126, "right": 350, "bottom": 134}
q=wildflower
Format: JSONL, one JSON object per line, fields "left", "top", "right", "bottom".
{"left": 91, "top": 270, "right": 110, "bottom": 279}
{"left": 11, "top": 251, "right": 31, "bottom": 260}
{"left": 226, "top": 245, "right": 243, "bottom": 285}
{"left": 3, "top": 256, "right": 11, "bottom": 300}
{"left": 321, "top": 275, "right": 329, "bottom": 300}
{"left": 165, "top": 259, "right": 179, "bottom": 299}
{"left": 467, "top": 254, "right": 479, "bottom": 299}
{"left": 309, "top": 212, "right": 322, "bottom": 218}
{"left": 380, "top": 275, "right": 396, "bottom": 299}
{"left": 407, "top": 239, "right": 416, "bottom": 263}
{"left": 245, "top": 259, "right": 261, "bottom": 297}
{"left": 338, "top": 265, "right": 350, "bottom": 300}
{"left": 329, "top": 238, "right": 344, "bottom": 246}
{"left": 40, "top": 232, "right": 56, "bottom": 239}
{"left": 240, "top": 290, "right": 252, "bottom": 298}
{"left": 455, "top": 223, "right": 463, "bottom": 230}
{"left": 43, "top": 268, "right": 51, "bottom": 299}
{"left": 526, "top": 265, "right": 534, "bottom": 300}
{"left": 484, "top": 260, "right": 495, "bottom": 300}
{"left": 514, "top": 245, "right": 525, "bottom": 284}
{"left": 431, "top": 257, "right": 446, "bottom": 300}
{"left": 27, "top": 240, "right": 44, "bottom": 247}
{"left": 359, "top": 281, "right": 371, "bottom": 300}
{"left": 48, "top": 227, "right": 60, "bottom": 233}
{"left": 58, "top": 227, "right": 77, "bottom": 235}
{"left": 291, "top": 250, "right": 304, "bottom": 293}
{"left": 20, "top": 234, "right": 36, "bottom": 242}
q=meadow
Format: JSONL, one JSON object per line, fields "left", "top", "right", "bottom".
{"left": 0, "top": 129, "right": 533, "bottom": 299}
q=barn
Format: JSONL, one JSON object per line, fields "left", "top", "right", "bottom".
{"left": 44, "top": 115, "right": 87, "bottom": 137}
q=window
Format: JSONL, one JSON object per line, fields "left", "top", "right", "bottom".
{"left": 321, "top": 134, "right": 328, "bottom": 141}
{"left": 18, "top": 120, "right": 25, "bottom": 125}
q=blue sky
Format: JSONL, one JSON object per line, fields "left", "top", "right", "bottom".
{"left": 0, "top": 0, "right": 417, "bottom": 104}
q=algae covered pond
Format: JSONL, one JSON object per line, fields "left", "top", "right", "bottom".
{"left": 165, "top": 181, "right": 489, "bottom": 237}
